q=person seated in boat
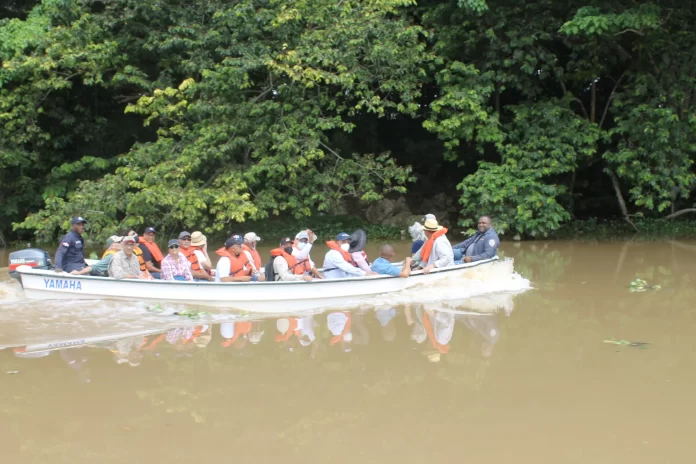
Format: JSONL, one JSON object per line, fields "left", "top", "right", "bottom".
{"left": 215, "top": 235, "right": 260, "bottom": 282}
{"left": 160, "top": 239, "right": 194, "bottom": 281}
{"left": 323, "top": 232, "right": 378, "bottom": 279}
{"left": 72, "top": 235, "right": 123, "bottom": 277}
{"left": 371, "top": 244, "right": 412, "bottom": 278}
{"left": 349, "top": 229, "right": 371, "bottom": 272}
{"left": 293, "top": 229, "right": 324, "bottom": 279}
{"left": 270, "top": 237, "right": 314, "bottom": 281}
{"left": 190, "top": 231, "right": 213, "bottom": 275}
{"left": 452, "top": 216, "right": 499, "bottom": 263}
{"left": 242, "top": 232, "right": 263, "bottom": 279}
{"left": 178, "top": 231, "right": 213, "bottom": 281}
{"left": 138, "top": 226, "right": 163, "bottom": 279}
{"left": 55, "top": 216, "right": 88, "bottom": 274}
{"left": 108, "top": 235, "right": 148, "bottom": 279}
{"left": 411, "top": 218, "right": 454, "bottom": 274}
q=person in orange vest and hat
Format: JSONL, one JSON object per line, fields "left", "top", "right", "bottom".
{"left": 411, "top": 218, "right": 454, "bottom": 274}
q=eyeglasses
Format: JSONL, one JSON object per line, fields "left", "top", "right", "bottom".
{"left": 169, "top": 245, "right": 179, "bottom": 249}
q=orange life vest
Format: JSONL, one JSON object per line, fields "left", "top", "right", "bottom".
{"left": 215, "top": 247, "right": 250, "bottom": 277}
{"left": 326, "top": 241, "right": 357, "bottom": 266}
{"left": 242, "top": 244, "right": 262, "bottom": 270}
{"left": 270, "top": 248, "right": 307, "bottom": 277}
{"left": 275, "top": 318, "right": 300, "bottom": 342}
{"left": 420, "top": 228, "right": 448, "bottom": 263}
{"left": 221, "top": 321, "right": 252, "bottom": 347}
{"left": 422, "top": 311, "right": 450, "bottom": 354}
{"left": 139, "top": 240, "right": 164, "bottom": 265}
{"left": 329, "top": 312, "right": 352, "bottom": 345}
{"left": 102, "top": 248, "right": 117, "bottom": 259}
{"left": 291, "top": 244, "right": 313, "bottom": 273}
{"left": 133, "top": 246, "right": 147, "bottom": 272}
{"left": 180, "top": 246, "right": 202, "bottom": 272}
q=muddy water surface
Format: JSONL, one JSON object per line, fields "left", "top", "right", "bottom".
{"left": 1, "top": 240, "right": 695, "bottom": 463}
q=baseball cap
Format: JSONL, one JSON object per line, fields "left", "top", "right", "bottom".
{"left": 244, "top": 232, "right": 261, "bottom": 242}
{"left": 144, "top": 227, "right": 156, "bottom": 234}
{"left": 178, "top": 231, "right": 191, "bottom": 239}
{"left": 295, "top": 230, "right": 309, "bottom": 240}
{"left": 106, "top": 235, "right": 124, "bottom": 247}
{"left": 336, "top": 232, "right": 351, "bottom": 241}
{"left": 122, "top": 235, "right": 136, "bottom": 244}
{"left": 422, "top": 214, "right": 436, "bottom": 222}
{"left": 167, "top": 239, "right": 179, "bottom": 247}
{"left": 71, "top": 216, "right": 87, "bottom": 225}
{"left": 279, "top": 237, "right": 293, "bottom": 246}
{"left": 225, "top": 235, "right": 243, "bottom": 248}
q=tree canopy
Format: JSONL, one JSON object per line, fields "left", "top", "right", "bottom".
{"left": 1, "top": 0, "right": 694, "bottom": 242}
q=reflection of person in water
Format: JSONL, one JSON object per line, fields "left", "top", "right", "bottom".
{"left": 110, "top": 335, "right": 146, "bottom": 366}
{"left": 456, "top": 314, "right": 500, "bottom": 358}
{"left": 220, "top": 322, "right": 252, "bottom": 350}
{"left": 60, "top": 347, "right": 92, "bottom": 382}
{"left": 422, "top": 309, "right": 454, "bottom": 362}
{"left": 327, "top": 312, "right": 352, "bottom": 352}
{"left": 375, "top": 307, "right": 397, "bottom": 342}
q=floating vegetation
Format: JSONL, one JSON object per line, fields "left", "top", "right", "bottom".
{"left": 145, "top": 304, "right": 208, "bottom": 319}
{"left": 603, "top": 338, "right": 650, "bottom": 349}
{"left": 628, "top": 278, "right": 661, "bottom": 292}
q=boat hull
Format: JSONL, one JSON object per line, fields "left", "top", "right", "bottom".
{"left": 16, "top": 258, "right": 498, "bottom": 312}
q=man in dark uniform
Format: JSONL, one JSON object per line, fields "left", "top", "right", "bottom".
{"left": 55, "top": 216, "right": 88, "bottom": 273}
{"left": 452, "top": 216, "right": 500, "bottom": 263}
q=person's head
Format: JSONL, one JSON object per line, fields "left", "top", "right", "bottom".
{"left": 379, "top": 244, "right": 395, "bottom": 262}
{"left": 178, "top": 231, "right": 192, "bottom": 249}
{"left": 190, "top": 231, "right": 207, "bottom": 249}
{"left": 295, "top": 230, "right": 310, "bottom": 250}
{"left": 335, "top": 232, "right": 352, "bottom": 251}
{"left": 422, "top": 214, "right": 436, "bottom": 223}
{"left": 106, "top": 235, "right": 123, "bottom": 251}
{"left": 143, "top": 227, "right": 156, "bottom": 243}
{"left": 244, "top": 232, "right": 261, "bottom": 249}
{"left": 167, "top": 239, "right": 179, "bottom": 256}
{"left": 280, "top": 237, "right": 294, "bottom": 255}
{"left": 71, "top": 216, "right": 87, "bottom": 234}
{"left": 423, "top": 218, "right": 443, "bottom": 238}
{"left": 477, "top": 216, "right": 492, "bottom": 233}
{"left": 225, "top": 235, "right": 244, "bottom": 256}
{"left": 122, "top": 235, "right": 137, "bottom": 256}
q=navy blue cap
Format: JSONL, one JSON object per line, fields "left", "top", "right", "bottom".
{"left": 144, "top": 227, "right": 156, "bottom": 234}
{"left": 167, "top": 239, "right": 179, "bottom": 247}
{"left": 336, "top": 232, "right": 351, "bottom": 241}
{"left": 71, "top": 216, "right": 87, "bottom": 225}
{"left": 225, "top": 235, "right": 243, "bottom": 248}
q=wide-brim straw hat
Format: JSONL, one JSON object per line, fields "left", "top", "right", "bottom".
{"left": 348, "top": 229, "right": 367, "bottom": 253}
{"left": 423, "top": 218, "right": 444, "bottom": 232}
{"left": 190, "top": 231, "right": 207, "bottom": 247}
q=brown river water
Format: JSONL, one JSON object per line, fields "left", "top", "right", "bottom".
{"left": 1, "top": 240, "right": 695, "bottom": 463}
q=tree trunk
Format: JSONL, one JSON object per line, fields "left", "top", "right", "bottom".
{"left": 590, "top": 80, "right": 597, "bottom": 124}
{"left": 608, "top": 170, "right": 638, "bottom": 231}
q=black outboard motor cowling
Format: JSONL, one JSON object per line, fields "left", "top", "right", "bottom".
{"left": 9, "top": 248, "right": 53, "bottom": 282}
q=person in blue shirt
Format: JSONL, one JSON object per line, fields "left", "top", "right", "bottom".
{"left": 452, "top": 216, "right": 500, "bottom": 263}
{"left": 55, "top": 216, "right": 88, "bottom": 273}
{"left": 370, "top": 244, "right": 412, "bottom": 278}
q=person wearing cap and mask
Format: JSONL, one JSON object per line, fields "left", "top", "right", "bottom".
{"left": 292, "top": 229, "right": 324, "bottom": 279}
{"left": 54, "top": 216, "right": 88, "bottom": 273}
{"left": 178, "top": 231, "right": 213, "bottom": 281}
{"left": 71, "top": 235, "right": 123, "bottom": 276}
{"left": 160, "top": 239, "right": 194, "bottom": 281}
{"left": 270, "top": 237, "right": 314, "bottom": 281}
{"left": 108, "top": 235, "right": 147, "bottom": 279}
{"left": 411, "top": 218, "right": 454, "bottom": 273}
{"left": 322, "top": 232, "right": 379, "bottom": 279}
{"left": 138, "top": 227, "right": 164, "bottom": 278}
{"left": 215, "top": 235, "right": 259, "bottom": 282}
{"left": 242, "top": 232, "right": 263, "bottom": 278}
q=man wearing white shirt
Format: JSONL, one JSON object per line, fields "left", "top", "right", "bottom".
{"left": 322, "top": 232, "right": 378, "bottom": 279}
{"left": 292, "top": 229, "right": 324, "bottom": 279}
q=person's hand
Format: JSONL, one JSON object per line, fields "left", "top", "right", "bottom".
{"left": 238, "top": 276, "right": 252, "bottom": 282}
{"left": 307, "top": 229, "right": 317, "bottom": 244}
{"left": 422, "top": 265, "right": 434, "bottom": 274}
{"left": 366, "top": 271, "right": 379, "bottom": 276}
{"left": 55, "top": 268, "right": 63, "bottom": 273}
{"left": 302, "top": 275, "right": 313, "bottom": 281}
{"left": 405, "top": 257, "right": 413, "bottom": 264}
{"left": 463, "top": 257, "right": 472, "bottom": 263}
{"left": 70, "top": 270, "right": 79, "bottom": 275}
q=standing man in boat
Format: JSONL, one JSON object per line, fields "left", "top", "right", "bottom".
{"left": 323, "top": 232, "right": 378, "bottom": 279}
{"left": 452, "top": 216, "right": 499, "bottom": 263}
{"left": 55, "top": 216, "right": 88, "bottom": 274}
{"left": 138, "top": 226, "right": 163, "bottom": 279}
{"left": 411, "top": 218, "right": 454, "bottom": 273}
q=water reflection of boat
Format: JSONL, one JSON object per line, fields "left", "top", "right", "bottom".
{"left": 13, "top": 258, "right": 499, "bottom": 312}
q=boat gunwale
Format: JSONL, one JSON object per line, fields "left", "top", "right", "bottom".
{"left": 17, "top": 257, "right": 499, "bottom": 287}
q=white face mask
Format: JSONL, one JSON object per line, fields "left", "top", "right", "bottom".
{"left": 340, "top": 243, "right": 350, "bottom": 252}
{"left": 297, "top": 242, "right": 307, "bottom": 250}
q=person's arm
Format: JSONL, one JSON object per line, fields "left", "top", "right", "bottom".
{"left": 195, "top": 249, "right": 212, "bottom": 272}
{"left": 399, "top": 258, "right": 413, "bottom": 278}
{"left": 469, "top": 235, "right": 499, "bottom": 261}
{"left": 411, "top": 247, "right": 424, "bottom": 267}
{"left": 54, "top": 237, "right": 69, "bottom": 272}
{"left": 329, "top": 252, "right": 366, "bottom": 276}
{"left": 71, "top": 266, "right": 92, "bottom": 275}
{"left": 192, "top": 269, "right": 213, "bottom": 281}
{"left": 275, "top": 257, "right": 308, "bottom": 281}
{"left": 243, "top": 250, "right": 258, "bottom": 273}
{"left": 294, "top": 243, "right": 312, "bottom": 261}
{"left": 160, "top": 257, "right": 174, "bottom": 280}
{"left": 452, "top": 235, "right": 474, "bottom": 250}
{"left": 183, "top": 258, "right": 194, "bottom": 281}
{"left": 352, "top": 252, "right": 371, "bottom": 272}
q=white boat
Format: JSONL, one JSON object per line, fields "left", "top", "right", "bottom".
{"left": 13, "top": 258, "right": 499, "bottom": 313}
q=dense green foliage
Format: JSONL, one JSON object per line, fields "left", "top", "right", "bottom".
{"left": 1, "top": 0, "right": 694, "bottom": 243}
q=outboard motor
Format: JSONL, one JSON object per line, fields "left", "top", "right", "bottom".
{"left": 9, "top": 248, "right": 53, "bottom": 283}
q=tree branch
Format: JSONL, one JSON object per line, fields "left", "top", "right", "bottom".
{"left": 614, "top": 28, "right": 644, "bottom": 36}
{"left": 599, "top": 71, "right": 626, "bottom": 129}
{"left": 663, "top": 208, "right": 696, "bottom": 220}
{"left": 608, "top": 169, "right": 639, "bottom": 232}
